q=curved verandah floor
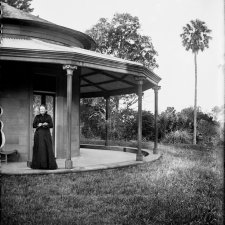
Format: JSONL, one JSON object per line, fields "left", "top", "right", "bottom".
{"left": 1, "top": 148, "right": 162, "bottom": 175}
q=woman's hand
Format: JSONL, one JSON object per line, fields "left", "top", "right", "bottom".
{"left": 43, "top": 122, "right": 48, "bottom": 126}
{"left": 38, "top": 123, "right": 43, "bottom": 127}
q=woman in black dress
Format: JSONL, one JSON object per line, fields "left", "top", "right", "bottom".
{"left": 31, "top": 105, "right": 58, "bottom": 170}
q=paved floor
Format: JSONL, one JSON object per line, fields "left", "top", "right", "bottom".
{"left": 1, "top": 148, "right": 161, "bottom": 175}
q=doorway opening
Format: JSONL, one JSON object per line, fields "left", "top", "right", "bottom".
{"left": 33, "top": 92, "right": 56, "bottom": 157}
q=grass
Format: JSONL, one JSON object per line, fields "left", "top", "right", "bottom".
{"left": 1, "top": 143, "right": 224, "bottom": 225}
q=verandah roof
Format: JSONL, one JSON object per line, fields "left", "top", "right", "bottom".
{"left": 0, "top": 37, "right": 161, "bottom": 97}
{"left": 0, "top": 2, "right": 161, "bottom": 97}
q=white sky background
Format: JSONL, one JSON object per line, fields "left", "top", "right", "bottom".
{"left": 32, "top": 0, "right": 224, "bottom": 113}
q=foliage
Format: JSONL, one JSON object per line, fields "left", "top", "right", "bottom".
{"left": 177, "top": 107, "right": 195, "bottom": 131}
{"left": 210, "top": 105, "right": 224, "bottom": 145}
{"left": 142, "top": 111, "right": 155, "bottom": 141}
{"left": 81, "top": 101, "right": 222, "bottom": 146}
{"left": 81, "top": 100, "right": 156, "bottom": 142}
{"left": 1, "top": 0, "right": 33, "bottom": 12}
{"left": 162, "top": 130, "right": 192, "bottom": 144}
{"left": 210, "top": 105, "right": 224, "bottom": 124}
{"left": 158, "top": 106, "right": 221, "bottom": 145}
{"left": 120, "top": 94, "right": 138, "bottom": 109}
{"left": 86, "top": 13, "right": 158, "bottom": 70}
{"left": 111, "top": 108, "right": 137, "bottom": 141}
{"left": 198, "top": 119, "right": 220, "bottom": 145}
{"left": 158, "top": 107, "right": 178, "bottom": 139}
{"left": 1, "top": 145, "right": 223, "bottom": 224}
{"left": 80, "top": 97, "right": 106, "bottom": 139}
{"left": 180, "top": 19, "right": 212, "bottom": 54}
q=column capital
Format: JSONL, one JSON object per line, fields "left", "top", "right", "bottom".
{"left": 63, "top": 65, "right": 77, "bottom": 75}
{"left": 134, "top": 76, "right": 146, "bottom": 84}
{"left": 153, "top": 85, "right": 161, "bottom": 92}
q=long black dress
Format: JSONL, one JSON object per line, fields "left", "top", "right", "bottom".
{"left": 31, "top": 112, "right": 58, "bottom": 170}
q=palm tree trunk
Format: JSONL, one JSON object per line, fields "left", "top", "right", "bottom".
{"left": 193, "top": 52, "right": 197, "bottom": 144}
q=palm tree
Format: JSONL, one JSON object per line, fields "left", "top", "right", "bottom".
{"left": 180, "top": 19, "right": 212, "bottom": 144}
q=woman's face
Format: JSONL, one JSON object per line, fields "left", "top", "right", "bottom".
{"left": 40, "top": 106, "right": 46, "bottom": 115}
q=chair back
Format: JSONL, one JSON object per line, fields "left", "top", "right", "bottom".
{"left": 0, "top": 107, "right": 6, "bottom": 149}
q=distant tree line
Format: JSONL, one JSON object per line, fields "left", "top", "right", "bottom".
{"left": 81, "top": 98, "right": 224, "bottom": 147}
{"left": 1, "top": 0, "right": 33, "bottom": 12}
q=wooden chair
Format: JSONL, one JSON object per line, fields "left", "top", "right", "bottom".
{"left": 0, "top": 107, "right": 19, "bottom": 164}
{"left": 0, "top": 148, "right": 18, "bottom": 164}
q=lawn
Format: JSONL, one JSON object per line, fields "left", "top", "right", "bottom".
{"left": 1, "top": 144, "right": 224, "bottom": 225}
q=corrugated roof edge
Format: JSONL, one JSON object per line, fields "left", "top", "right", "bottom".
{"left": 1, "top": 2, "right": 51, "bottom": 23}
{"left": 1, "top": 2, "right": 96, "bottom": 50}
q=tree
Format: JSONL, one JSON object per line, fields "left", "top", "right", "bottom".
{"left": 2, "top": 0, "right": 33, "bottom": 12}
{"left": 86, "top": 13, "right": 158, "bottom": 70}
{"left": 159, "top": 107, "right": 178, "bottom": 137}
{"left": 80, "top": 98, "right": 106, "bottom": 139}
{"left": 180, "top": 19, "right": 212, "bottom": 144}
{"left": 85, "top": 13, "right": 158, "bottom": 133}
{"left": 210, "top": 105, "right": 224, "bottom": 123}
{"left": 142, "top": 111, "right": 154, "bottom": 141}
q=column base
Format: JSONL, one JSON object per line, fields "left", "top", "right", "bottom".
{"left": 153, "top": 148, "right": 158, "bottom": 154}
{"left": 65, "top": 159, "right": 73, "bottom": 169}
{"left": 27, "top": 161, "right": 32, "bottom": 168}
{"left": 136, "top": 153, "right": 143, "bottom": 161}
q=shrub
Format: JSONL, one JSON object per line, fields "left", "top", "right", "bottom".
{"left": 162, "top": 130, "right": 192, "bottom": 144}
{"left": 197, "top": 119, "right": 221, "bottom": 146}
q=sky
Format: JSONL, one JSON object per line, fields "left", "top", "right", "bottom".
{"left": 32, "top": 0, "right": 224, "bottom": 113}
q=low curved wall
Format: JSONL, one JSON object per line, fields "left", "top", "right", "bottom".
{"left": 80, "top": 144, "right": 149, "bottom": 157}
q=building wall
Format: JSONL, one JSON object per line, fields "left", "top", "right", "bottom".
{"left": 0, "top": 62, "right": 31, "bottom": 161}
{"left": 0, "top": 61, "right": 81, "bottom": 162}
